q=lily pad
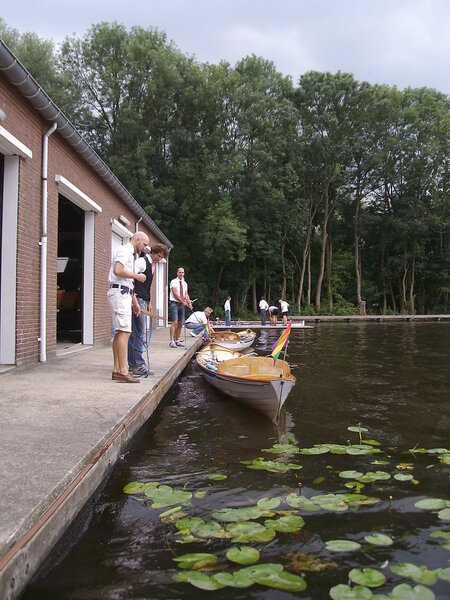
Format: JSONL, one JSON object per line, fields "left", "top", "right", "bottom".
{"left": 394, "top": 473, "right": 414, "bottom": 481}
{"left": 390, "top": 563, "right": 439, "bottom": 585}
{"left": 257, "top": 496, "right": 281, "bottom": 510}
{"left": 377, "top": 583, "right": 435, "bottom": 599}
{"left": 329, "top": 583, "right": 373, "bottom": 599}
{"left": 265, "top": 515, "right": 305, "bottom": 532}
{"left": 173, "top": 552, "right": 219, "bottom": 570}
{"left": 349, "top": 567, "right": 385, "bottom": 587}
{"left": 414, "top": 498, "right": 448, "bottom": 511}
{"left": 241, "top": 457, "right": 302, "bottom": 473}
{"left": 213, "top": 571, "right": 254, "bottom": 588}
{"left": 348, "top": 425, "right": 369, "bottom": 433}
{"left": 438, "top": 567, "right": 450, "bottom": 581}
{"left": 364, "top": 533, "right": 393, "bottom": 546}
{"left": 205, "top": 473, "right": 227, "bottom": 481}
{"left": 190, "top": 519, "right": 231, "bottom": 539}
{"left": 253, "top": 569, "right": 307, "bottom": 592}
{"left": 347, "top": 445, "right": 380, "bottom": 455}
{"left": 285, "top": 494, "right": 321, "bottom": 511}
{"left": 123, "top": 481, "right": 146, "bottom": 494}
{"left": 300, "top": 445, "right": 330, "bottom": 455}
{"left": 262, "top": 443, "right": 300, "bottom": 454}
{"left": 227, "top": 521, "right": 276, "bottom": 543}
{"left": 212, "top": 506, "right": 264, "bottom": 522}
{"left": 356, "top": 471, "right": 391, "bottom": 483}
{"left": 173, "top": 570, "right": 225, "bottom": 590}
{"left": 325, "top": 539, "right": 362, "bottom": 552}
{"left": 339, "top": 470, "right": 364, "bottom": 479}
{"left": 438, "top": 508, "right": 450, "bottom": 521}
{"left": 226, "top": 546, "right": 260, "bottom": 565}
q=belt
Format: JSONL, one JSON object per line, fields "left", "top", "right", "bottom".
{"left": 110, "top": 284, "right": 131, "bottom": 294}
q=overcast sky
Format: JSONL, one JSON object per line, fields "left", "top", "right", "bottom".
{"left": 2, "top": 0, "right": 449, "bottom": 94}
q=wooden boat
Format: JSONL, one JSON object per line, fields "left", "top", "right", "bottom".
{"left": 197, "top": 353, "right": 296, "bottom": 422}
{"left": 196, "top": 344, "right": 242, "bottom": 372}
{"left": 209, "top": 328, "right": 256, "bottom": 351}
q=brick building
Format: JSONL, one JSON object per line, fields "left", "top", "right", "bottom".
{"left": 0, "top": 41, "right": 172, "bottom": 366}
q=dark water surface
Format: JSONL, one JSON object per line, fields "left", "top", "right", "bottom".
{"left": 24, "top": 323, "right": 450, "bottom": 599}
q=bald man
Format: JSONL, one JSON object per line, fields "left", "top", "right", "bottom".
{"left": 107, "top": 231, "right": 148, "bottom": 382}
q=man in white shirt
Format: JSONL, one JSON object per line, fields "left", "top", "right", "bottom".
{"left": 259, "top": 297, "right": 269, "bottom": 326}
{"left": 224, "top": 295, "right": 231, "bottom": 327}
{"left": 279, "top": 299, "right": 290, "bottom": 326}
{"left": 185, "top": 307, "right": 214, "bottom": 336}
{"left": 169, "top": 267, "right": 193, "bottom": 347}
{"left": 107, "top": 231, "right": 149, "bottom": 382}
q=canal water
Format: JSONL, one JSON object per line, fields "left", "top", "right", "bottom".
{"left": 24, "top": 322, "right": 449, "bottom": 599}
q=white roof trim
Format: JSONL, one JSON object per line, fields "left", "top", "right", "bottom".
{"left": 55, "top": 174, "right": 102, "bottom": 213}
{"left": 111, "top": 218, "right": 133, "bottom": 239}
{"left": 0, "top": 125, "right": 32, "bottom": 158}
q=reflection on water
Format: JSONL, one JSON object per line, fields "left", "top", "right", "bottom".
{"left": 24, "top": 323, "right": 450, "bottom": 599}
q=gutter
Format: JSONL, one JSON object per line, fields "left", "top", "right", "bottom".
{"left": 0, "top": 40, "right": 172, "bottom": 249}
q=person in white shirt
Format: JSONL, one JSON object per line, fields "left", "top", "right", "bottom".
{"left": 279, "top": 299, "right": 290, "bottom": 325}
{"left": 259, "top": 297, "right": 269, "bottom": 326}
{"left": 169, "top": 267, "right": 193, "bottom": 347}
{"left": 107, "top": 231, "right": 149, "bottom": 383}
{"left": 224, "top": 295, "right": 231, "bottom": 326}
{"left": 186, "top": 307, "right": 214, "bottom": 336}
{"left": 269, "top": 305, "right": 278, "bottom": 326}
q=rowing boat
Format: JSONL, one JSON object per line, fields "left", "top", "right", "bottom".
{"left": 196, "top": 350, "right": 296, "bottom": 422}
{"left": 209, "top": 329, "right": 256, "bottom": 351}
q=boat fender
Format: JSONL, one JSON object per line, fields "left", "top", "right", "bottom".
{"left": 205, "top": 363, "right": 218, "bottom": 372}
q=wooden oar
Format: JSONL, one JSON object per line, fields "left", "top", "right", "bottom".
{"left": 139, "top": 308, "right": 168, "bottom": 321}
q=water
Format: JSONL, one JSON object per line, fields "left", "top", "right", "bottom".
{"left": 24, "top": 322, "right": 450, "bottom": 599}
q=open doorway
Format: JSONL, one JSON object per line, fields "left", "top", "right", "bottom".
{"left": 57, "top": 195, "right": 83, "bottom": 343}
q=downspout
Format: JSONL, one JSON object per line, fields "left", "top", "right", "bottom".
{"left": 135, "top": 217, "right": 142, "bottom": 233}
{"left": 40, "top": 122, "right": 57, "bottom": 362}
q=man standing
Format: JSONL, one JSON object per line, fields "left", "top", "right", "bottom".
{"left": 169, "top": 267, "right": 192, "bottom": 347}
{"left": 128, "top": 243, "right": 169, "bottom": 376}
{"left": 259, "top": 296, "right": 269, "bottom": 326}
{"left": 224, "top": 295, "right": 231, "bottom": 327}
{"left": 279, "top": 299, "right": 290, "bottom": 326}
{"left": 107, "top": 232, "right": 149, "bottom": 383}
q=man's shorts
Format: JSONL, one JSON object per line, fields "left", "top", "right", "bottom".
{"left": 170, "top": 300, "right": 185, "bottom": 322}
{"left": 281, "top": 311, "right": 289, "bottom": 317}
{"left": 107, "top": 287, "right": 132, "bottom": 332}
{"left": 271, "top": 307, "right": 279, "bottom": 315}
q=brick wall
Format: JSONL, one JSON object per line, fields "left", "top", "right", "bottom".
{"left": 1, "top": 77, "right": 167, "bottom": 366}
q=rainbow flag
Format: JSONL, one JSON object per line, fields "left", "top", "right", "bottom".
{"left": 271, "top": 320, "right": 292, "bottom": 363}
{"left": 203, "top": 319, "right": 211, "bottom": 340}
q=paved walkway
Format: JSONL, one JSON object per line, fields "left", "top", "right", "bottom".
{"left": 0, "top": 328, "right": 201, "bottom": 599}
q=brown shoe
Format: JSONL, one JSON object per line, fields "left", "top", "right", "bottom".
{"left": 113, "top": 372, "right": 140, "bottom": 383}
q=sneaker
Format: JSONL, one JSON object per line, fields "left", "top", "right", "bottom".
{"left": 189, "top": 331, "right": 199, "bottom": 338}
{"left": 169, "top": 340, "right": 177, "bottom": 348}
{"left": 130, "top": 365, "right": 148, "bottom": 376}
{"left": 176, "top": 340, "right": 184, "bottom": 346}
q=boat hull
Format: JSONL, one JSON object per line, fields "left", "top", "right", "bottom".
{"left": 198, "top": 366, "right": 295, "bottom": 422}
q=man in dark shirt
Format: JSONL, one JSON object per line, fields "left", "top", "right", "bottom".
{"left": 128, "top": 243, "right": 169, "bottom": 375}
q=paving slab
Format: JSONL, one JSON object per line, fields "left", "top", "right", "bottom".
{"left": 0, "top": 328, "right": 201, "bottom": 599}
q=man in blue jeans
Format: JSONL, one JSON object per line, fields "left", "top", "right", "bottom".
{"left": 186, "top": 307, "right": 214, "bottom": 336}
{"left": 169, "top": 267, "right": 193, "bottom": 347}
{"left": 224, "top": 295, "right": 231, "bottom": 326}
{"left": 128, "top": 243, "right": 169, "bottom": 375}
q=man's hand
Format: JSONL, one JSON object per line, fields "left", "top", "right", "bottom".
{"left": 148, "top": 303, "right": 153, "bottom": 312}
{"left": 135, "top": 273, "right": 146, "bottom": 283}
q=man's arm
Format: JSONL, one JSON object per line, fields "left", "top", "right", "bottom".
{"left": 113, "top": 261, "right": 146, "bottom": 283}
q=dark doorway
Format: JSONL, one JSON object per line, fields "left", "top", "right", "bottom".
{"left": 57, "top": 196, "right": 83, "bottom": 343}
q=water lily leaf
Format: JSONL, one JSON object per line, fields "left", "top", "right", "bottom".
{"left": 265, "top": 515, "right": 305, "bottom": 532}
{"left": 191, "top": 519, "right": 231, "bottom": 539}
{"left": 151, "top": 488, "right": 192, "bottom": 509}
{"left": 123, "top": 481, "right": 146, "bottom": 494}
{"left": 372, "top": 460, "right": 390, "bottom": 465}
{"left": 325, "top": 539, "right": 361, "bottom": 552}
{"left": 396, "top": 463, "right": 414, "bottom": 470}
{"left": 239, "top": 563, "right": 284, "bottom": 577}
{"left": 348, "top": 426, "right": 369, "bottom": 433}
{"left": 429, "top": 530, "right": 450, "bottom": 540}
{"left": 241, "top": 457, "right": 302, "bottom": 473}
{"left": 173, "top": 570, "right": 225, "bottom": 590}
{"left": 227, "top": 521, "right": 276, "bottom": 543}
{"left": 314, "top": 475, "right": 326, "bottom": 484}
{"left": 390, "top": 563, "right": 439, "bottom": 585}
{"left": 414, "top": 498, "right": 448, "bottom": 510}
{"left": 226, "top": 546, "right": 260, "bottom": 565}
{"left": 345, "top": 481, "right": 366, "bottom": 490}
{"left": 347, "top": 445, "right": 379, "bottom": 455}
{"left": 212, "top": 506, "right": 264, "bottom": 522}
{"left": 176, "top": 534, "right": 197, "bottom": 544}
{"left": 300, "top": 445, "right": 330, "bottom": 454}
{"left": 311, "top": 494, "right": 349, "bottom": 512}
{"left": 427, "top": 447, "right": 448, "bottom": 454}
{"left": 394, "top": 473, "right": 414, "bottom": 481}
{"left": 159, "top": 505, "right": 182, "bottom": 519}
{"left": 438, "top": 567, "right": 450, "bottom": 581}
{"left": 213, "top": 571, "right": 254, "bottom": 588}
{"left": 380, "top": 583, "right": 435, "bottom": 599}
{"left": 285, "top": 494, "right": 321, "bottom": 511}
{"left": 205, "top": 473, "right": 227, "bottom": 481}
{"left": 339, "top": 470, "right": 364, "bottom": 479}
{"left": 173, "top": 552, "right": 219, "bottom": 570}
{"left": 143, "top": 482, "right": 160, "bottom": 496}
{"left": 253, "top": 569, "right": 307, "bottom": 592}
{"left": 329, "top": 583, "right": 372, "bottom": 599}
{"left": 194, "top": 490, "right": 207, "bottom": 499}
{"left": 257, "top": 496, "right": 281, "bottom": 510}
{"left": 363, "top": 439, "right": 381, "bottom": 446}
{"left": 326, "top": 444, "right": 349, "bottom": 454}
{"left": 356, "top": 471, "right": 391, "bottom": 483}
{"left": 344, "top": 494, "right": 380, "bottom": 507}
{"left": 440, "top": 454, "right": 450, "bottom": 465}
{"left": 364, "top": 533, "right": 394, "bottom": 546}
{"left": 262, "top": 443, "right": 300, "bottom": 454}
{"left": 438, "top": 508, "right": 450, "bottom": 520}
{"left": 349, "top": 567, "right": 385, "bottom": 587}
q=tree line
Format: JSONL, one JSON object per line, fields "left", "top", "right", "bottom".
{"left": 2, "top": 20, "right": 448, "bottom": 316}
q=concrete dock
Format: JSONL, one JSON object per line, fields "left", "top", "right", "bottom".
{"left": 0, "top": 328, "right": 202, "bottom": 599}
